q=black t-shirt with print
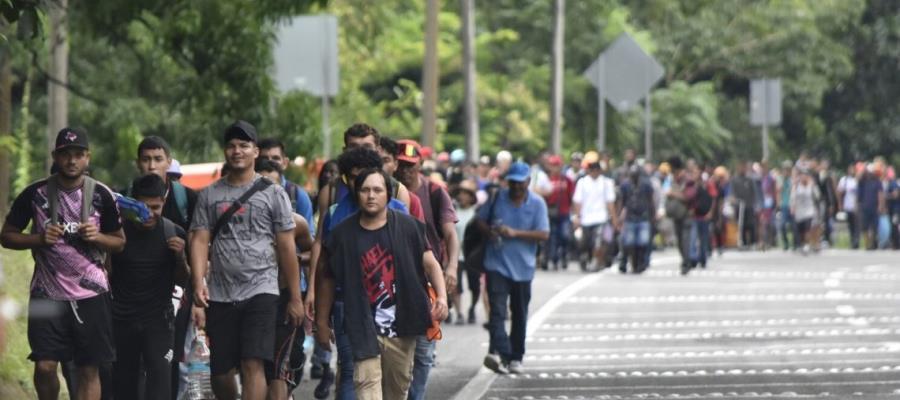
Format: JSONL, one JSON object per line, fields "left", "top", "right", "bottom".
{"left": 355, "top": 224, "right": 399, "bottom": 337}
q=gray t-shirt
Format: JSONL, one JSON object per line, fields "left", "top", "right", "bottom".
{"left": 191, "top": 176, "right": 295, "bottom": 302}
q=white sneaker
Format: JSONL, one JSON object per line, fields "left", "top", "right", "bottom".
{"left": 483, "top": 353, "right": 509, "bottom": 374}
{"left": 508, "top": 360, "right": 524, "bottom": 374}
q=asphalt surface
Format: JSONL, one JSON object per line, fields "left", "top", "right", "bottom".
{"left": 294, "top": 249, "right": 900, "bottom": 400}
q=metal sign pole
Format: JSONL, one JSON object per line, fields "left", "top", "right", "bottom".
{"left": 598, "top": 88, "right": 605, "bottom": 152}
{"left": 762, "top": 79, "right": 769, "bottom": 162}
{"left": 644, "top": 91, "right": 652, "bottom": 161}
{"left": 596, "top": 64, "right": 605, "bottom": 152}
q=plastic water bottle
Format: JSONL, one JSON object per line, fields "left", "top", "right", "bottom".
{"left": 185, "top": 330, "right": 214, "bottom": 400}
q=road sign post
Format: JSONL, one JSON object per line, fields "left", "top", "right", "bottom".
{"left": 750, "top": 78, "right": 782, "bottom": 162}
{"left": 273, "top": 15, "right": 339, "bottom": 158}
{"left": 584, "top": 34, "right": 663, "bottom": 159}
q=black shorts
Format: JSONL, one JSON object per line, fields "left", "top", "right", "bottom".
{"left": 28, "top": 293, "right": 115, "bottom": 366}
{"left": 264, "top": 290, "right": 306, "bottom": 388}
{"left": 206, "top": 293, "right": 279, "bottom": 375}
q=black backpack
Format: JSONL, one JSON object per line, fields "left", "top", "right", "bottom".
{"left": 694, "top": 183, "right": 714, "bottom": 216}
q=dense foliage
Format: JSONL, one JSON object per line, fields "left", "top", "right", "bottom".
{"left": 1, "top": 0, "right": 897, "bottom": 192}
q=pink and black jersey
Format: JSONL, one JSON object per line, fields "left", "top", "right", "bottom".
{"left": 5, "top": 178, "right": 122, "bottom": 300}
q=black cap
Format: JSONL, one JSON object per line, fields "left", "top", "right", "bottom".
{"left": 223, "top": 120, "right": 258, "bottom": 145}
{"left": 54, "top": 128, "right": 89, "bottom": 151}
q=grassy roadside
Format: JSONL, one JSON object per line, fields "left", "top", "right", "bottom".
{"left": 1, "top": 248, "right": 34, "bottom": 398}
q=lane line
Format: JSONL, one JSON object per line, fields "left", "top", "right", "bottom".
{"left": 450, "top": 256, "right": 680, "bottom": 400}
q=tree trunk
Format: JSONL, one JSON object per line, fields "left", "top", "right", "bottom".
{"left": 461, "top": 0, "right": 479, "bottom": 162}
{"left": 0, "top": 47, "right": 11, "bottom": 214}
{"left": 47, "top": 0, "right": 69, "bottom": 172}
{"left": 421, "top": 0, "right": 439, "bottom": 148}
{"left": 549, "top": 0, "right": 565, "bottom": 155}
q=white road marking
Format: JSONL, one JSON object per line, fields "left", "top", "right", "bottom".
{"left": 564, "top": 292, "right": 900, "bottom": 304}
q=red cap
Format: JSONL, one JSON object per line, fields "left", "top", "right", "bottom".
{"left": 547, "top": 155, "right": 563, "bottom": 166}
{"left": 420, "top": 146, "right": 434, "bottom": 160}
{"left": 396, "top": 140, "right": 422, "bottom": 164}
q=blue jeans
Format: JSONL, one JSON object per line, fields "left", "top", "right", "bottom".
{"left": 311, "top": 343, "right": 332, "bottom": 367}
{"left": 332, "top": 300, "right": 356, "bottom": 400}
{"left": 547, "top": 215, "right": 571, "bottom": 264}
{"left": 778, "top": 206, "right": 796, "bottom": 250}
{"left": 689, "top": 219, "right": 711, "bottom": 265}
{"left": 622, "top": 220, "right": 651, "bottom": 247}
{"left": 406, "top": 336, "right": 435, "bottom": 400}
{"left": 486, "top": 271, "right": 531, "bottom": 362}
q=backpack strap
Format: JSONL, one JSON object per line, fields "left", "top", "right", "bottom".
{"left": 210, "top": 178, "right": 273, "bottom": 244}
{"left": 47, "top": 174, "right": 95, "bottom": 225}
{"left": 427, "top": 180, "right": 444, "bottom": 237}
{"left": 81, "top": 176, "right": 96, "bottom": 224}
{"left": 47, "top": 175, "right": 60, "bottom": 225}
{"left": 162, "top": 217, "right": 178, "bottom": 240}
{"left": 171, "top": 181, "right": 189, "bottom": 222}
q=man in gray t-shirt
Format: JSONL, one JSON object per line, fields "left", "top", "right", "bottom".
{"left": 192, "top": 177, "right": 294, "bottom": 301}
{"left": 189, "top": 120, "right": 304, "bottom": 400}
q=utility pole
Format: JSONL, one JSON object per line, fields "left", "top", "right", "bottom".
{"left": 461, "top": 0, "right": 479, "bottom": 161}
{"left": 0, "top": 45, "right": 11, "bottom": 213}
{"left": 47, "top": 0, "right": 69, "bottom": 172}
{"left": 421, "top": 0, "right": 440, "bottom": 148}
{"left": 549, "top": 0, "right": 565, "bottom": 155}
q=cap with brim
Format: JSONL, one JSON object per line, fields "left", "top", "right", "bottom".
{"left": 396, "top": 139, "right": 422, "bottom": 164}
{"left": 223, "top": 120, "right": 258, "bottom": 144}
{"left": 167, "top": 159, "right": 183, "bottom": 177}
{"left": 505, "top": 161, "right": 530, "bottom": 182}
{"left": 54, "top": 128, "right": 89, "bottom": 151}
{"left": 452, "top": 179, "right": 478, "bottom": 198}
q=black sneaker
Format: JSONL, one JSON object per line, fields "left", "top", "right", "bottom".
{"left": 483, "top": 353, "right": 509, "bottom": 374}
{"left": 313, "top": 367, "right": 334, "bottom": 399}
{"left": 468, "top": 308, "right": 476, "bottom": 324}
{"left": 310, "top": 362, "right": 324, "bottom": 379}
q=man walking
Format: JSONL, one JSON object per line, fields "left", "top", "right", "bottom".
{"left": 132, "top": 135, "right": 200, "bottom": 400}
{"left": 258, "top": 137, "right": 316, "bottom": 235}
{"left": 478, "top": 161, "right": 550, "bottom": 374}
{"left": 315, "top": 168, "right": 448, "bottom": 400}
{"left": 1, "top": 128, "right": 125, "bottom": 400}
{"left": 393, "top": 139, "right": 458, "bottom": 400}
{"left": 189, "top": 120, "right": 304, "bottom": 400}
{"left": 572, "top": 161, "right": 617, "bottom": 271}
{"left": 110, "top": 174, "right": 188, "bottom": 400}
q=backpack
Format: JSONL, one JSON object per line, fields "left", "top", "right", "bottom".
{"left": 664, "top": 192, "right": 688, "bottom": 221}
{"left": 284, "top": 180, "right": 305, "bottom": 213}
{"left": 694, "top": 182, "right": 714, "bottom": 216}
{"left": 426, "top": 179, "right": 446, "bottom": 239}
{"left": 47, "top": 174, "right": 96, "bottom": 225}
{"left": 170, "top": 181, "right": 189, "bottom": 223}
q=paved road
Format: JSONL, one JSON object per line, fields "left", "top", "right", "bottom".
{"left": 459, "top": 250, "right": 900, "bottom": 400}
{"left": 294, "top": 250, "right": 900, "bottom": 399}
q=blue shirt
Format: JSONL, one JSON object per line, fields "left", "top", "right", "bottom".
{"left": 478, "top": 189, "right": 549, "bottom": 282}
{"left": 282, "top": 176, "right": 315, "bottom": 237}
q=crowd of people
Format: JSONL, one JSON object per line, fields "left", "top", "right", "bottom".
{"left": 0, "top": 122, "right": 547, "bottom": 400}
{"left": 2, "top": 120, "right": 897, "bottom": 400}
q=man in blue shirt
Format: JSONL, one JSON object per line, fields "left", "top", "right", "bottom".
{"left": 476, "top": 161, "right": 549, "bottom": 375}
{"left": 258, "top": 138, "right": 316, "bottom": 236}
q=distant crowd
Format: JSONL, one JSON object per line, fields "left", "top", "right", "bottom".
{"left": 2, "top": 120, "right": 896, "bottom": 400}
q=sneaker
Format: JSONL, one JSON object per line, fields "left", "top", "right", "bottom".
{"left": 483, "top": 353, "right": 509, "bottom": 374}
{"left": 508, "top": 360, "right": 524, "bottom": 374}
{"left": 467, "top": 308, "right": 476, "bottom": 324}
{"left": 313, "top": 367, "right": 334, "bottom": 399}
{"left": 310, "top": 362, "right": 324, "bottom": 379}
{"left": 455, "top": 314, "right": 465, "bottom": 325}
